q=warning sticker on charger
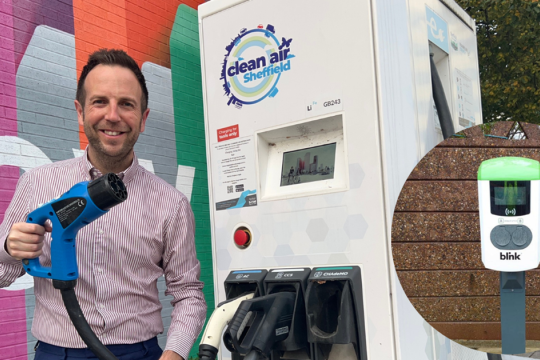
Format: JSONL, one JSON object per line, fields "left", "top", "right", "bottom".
{"left": 212, "top": 136, "right": 257, "bottom": 211}
{"left": 217, "top": 124, "right": 239, "bottom": 142}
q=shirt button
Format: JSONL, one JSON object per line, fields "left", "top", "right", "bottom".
{"left": 99, "top": 229, "right": 104, "bottom": 234}
{"left": 100, "top": 304, "right": 105, "bottom": 309}
{"left": 97, "top": 268, "right": 103, "bottom": 273}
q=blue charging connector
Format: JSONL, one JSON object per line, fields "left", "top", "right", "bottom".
{"left": 23, "top": 181, "right": 107, "bottom": 280}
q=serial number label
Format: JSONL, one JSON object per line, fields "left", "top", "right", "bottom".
{"left": 323, "top": 99, "right": 341, "bottom": 107}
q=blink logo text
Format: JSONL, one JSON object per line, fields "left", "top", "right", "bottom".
{"left": 500, "top": 252, "right": 521, "bottom": 260}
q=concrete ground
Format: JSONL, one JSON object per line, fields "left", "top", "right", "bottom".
{"left": 516, "top": 351, "right": 540, "bottom": 359}
{"left": 453, "top": 340, "right": 540, "bottom": 357}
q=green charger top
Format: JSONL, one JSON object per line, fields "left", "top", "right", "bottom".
{"left": 478, "top": 157, "right": 540, "bottom": 181}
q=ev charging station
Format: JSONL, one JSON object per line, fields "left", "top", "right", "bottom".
{"left": 478, "top": 157, "right": 540, "bottom": 354}
{"left": 197, "top": 0, "right": 483, "bottom": 359}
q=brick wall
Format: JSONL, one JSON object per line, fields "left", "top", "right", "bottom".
{"left": 0, "top": 1, "right": 211, "bottom": 359}
{"left": 392, "top": 121, "right": 540, "bottom": 341}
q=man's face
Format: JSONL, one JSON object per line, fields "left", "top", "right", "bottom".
{"left": 75, "top": 64, "right": 150, "bottom": 161}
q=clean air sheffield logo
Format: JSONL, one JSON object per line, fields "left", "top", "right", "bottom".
{"left": 221, "top": 24, "right": 295, "bottom": 109}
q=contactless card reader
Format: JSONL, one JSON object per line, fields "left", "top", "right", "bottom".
{"left": 478, "top": 157, "right": 540, "bottom": 271}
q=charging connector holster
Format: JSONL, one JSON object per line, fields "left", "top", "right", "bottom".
{"left": 223, "top": 268, "right": 311, "bottom": 360}
{"left": 305, "top": 266, "right": 367, "bottom": 360}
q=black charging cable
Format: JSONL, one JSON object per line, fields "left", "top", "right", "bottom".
{"left": 54, "top": 280, "right": 118, "bottom": 360}
{"left": 244, "top": 349, "right": 261, "bottom": 360}
{"left": 430, "top": 52, "right": 455, "bottom": 139}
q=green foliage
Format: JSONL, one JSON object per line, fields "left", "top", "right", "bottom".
{"left": 455, "top": 0, "right": 540, "bottom": 123}
{"left": 478, "top": 121, "right": 495, "bottom": 134}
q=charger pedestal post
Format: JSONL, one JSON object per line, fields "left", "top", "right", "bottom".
{"left": 500, "top": 271, "right": 526, "bottom": 355}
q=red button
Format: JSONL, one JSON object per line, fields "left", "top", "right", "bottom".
{"left": 234, "top": 229, "right": 250, "bottom": 246}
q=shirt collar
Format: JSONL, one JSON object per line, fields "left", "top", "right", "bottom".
{"left": 80, "top": 146, "right": 139, "bottom": 183}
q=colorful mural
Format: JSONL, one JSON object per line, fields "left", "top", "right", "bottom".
{"left": 0, "top": 1, "right": 210, "bottom": 359}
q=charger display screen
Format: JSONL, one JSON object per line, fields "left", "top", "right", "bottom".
{"left": 281, "top": 143, "right": 336, "bottom": 187}
{"left": 490, "top": 181, "right": 530, "bottom": 216}
{"left": 494, "top": 186, "right": 528, "bottom": 205}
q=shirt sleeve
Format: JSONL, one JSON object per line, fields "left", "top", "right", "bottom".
{"left": 0, "top": 172, "right": 32, "bottom": 288}
{"left": 162, "top": 195, "right": 207, "bottom": 359}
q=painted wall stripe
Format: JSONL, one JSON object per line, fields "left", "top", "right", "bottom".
{"left": 170, "top": 5, "right": 213, "bottom": 359}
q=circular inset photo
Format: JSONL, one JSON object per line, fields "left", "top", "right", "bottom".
{"left": 392, "top": 121, "right": 540, "bottom": 356}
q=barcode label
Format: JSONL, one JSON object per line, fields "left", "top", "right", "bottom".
{"left": 227, "top": 186, "right": 233, "bottom": 194}
{"left": 275, "top": 326, "right": 289, "bottom": 336}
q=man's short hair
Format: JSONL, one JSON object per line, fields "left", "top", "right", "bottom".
{"left": 76, "top": 49, "right": 149, "bottom": 113}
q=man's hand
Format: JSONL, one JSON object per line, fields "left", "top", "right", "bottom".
{"left": 5, "top": 222, "right": 51, "bottom": 260}
{"left": 159, "top": 350, "right": 184, "bottom": 360}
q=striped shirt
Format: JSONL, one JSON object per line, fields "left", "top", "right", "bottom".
{"left": 0, "top": 149, "right": 207, "bottom": 359}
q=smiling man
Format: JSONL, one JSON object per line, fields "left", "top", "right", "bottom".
{"left": 0, "top": 49, "right": 206, "bottom": 360}
{"left": 75, "top": 54, "right": 150, "bottom": 175}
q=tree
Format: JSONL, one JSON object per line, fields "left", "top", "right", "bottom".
{"left": 455, "top": 0, "right": 540, "bottom": 123}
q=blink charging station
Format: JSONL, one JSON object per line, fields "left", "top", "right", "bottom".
{"left": 478, "top": 157, "right": 540, "bottom": 354}
{"left": 197, "top": 0, "right": 484, "bottom": 359}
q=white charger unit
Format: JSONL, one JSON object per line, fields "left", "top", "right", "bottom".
{"left": 198, "top": 0, "right": 484, "bottom": 359}
{"left": 478, "top": 157, "right": 540, "bottom": 271}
